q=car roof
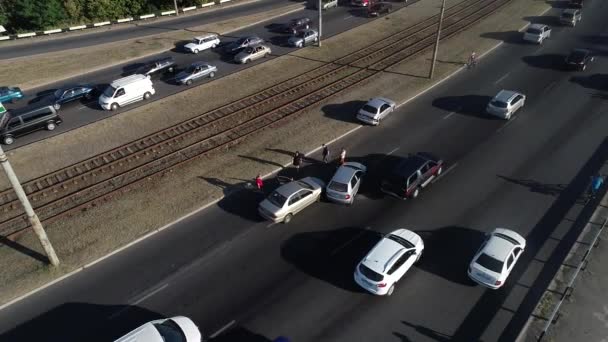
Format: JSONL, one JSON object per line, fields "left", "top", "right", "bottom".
{"left": 194, "top": 33, "right": 217, "bottom": 39}
{"left": 391, "top": 155, "right": 427, "bottom": 177}
{"left": 494, "top": 90, "right": 519, "bottom": 102}
{"left": 366, "top": 97, "right": 391, "bottom": 108}
{"left": 111, "top": 74, "right": 149, "bottom": 88}
{"left": 331, "top": 163, "right": 363, "bottom": 183}
{"left": 191, "top": 62, "right": 210, "bottom": 67}
{"left": 481, "top": 229, "right": 525, "bottom": 261}
{"left": 362, "top": 237, "right": 405, "bottom": 274}
{"left": 528, "top": 23, "right": 547, "bottom": 30}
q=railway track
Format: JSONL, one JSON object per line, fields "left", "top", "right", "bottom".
{"left": 0, "top": 0, "right": 513, "bottom": 237}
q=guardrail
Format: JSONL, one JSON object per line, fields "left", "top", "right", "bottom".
{"left": 537, "top": 217, "right": 608, "bottom": 341}
{"left": 0, "top": 0, "right": 235, "bottom": 42}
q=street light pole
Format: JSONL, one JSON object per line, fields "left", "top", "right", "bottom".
{"left": 317, "top": 0, "right": 322, "bottom": 47}
{"left": 429, "top": 0, "right": 446, "bottom": 79}
{"left": 174, "top": 0, "right": 179, "bottom": 16}
{"left": 0, "top": 146, "right": 59, "bottom": 266}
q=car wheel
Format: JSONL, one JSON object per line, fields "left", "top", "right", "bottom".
{"left": 46, "top": 122, "right": 56, "bottom": 131}
{"left": 143, "top": 92, "right": 151, "bottom": 100}
{"left": 3, "top": 136, "right": 14, "bottom": 145}
{"left": 85, "top": 92, "right": 92, "bottom": 100}
{"left": 283, "top": 213, "right": 293, "bottom": 224}
{"left": 436, "top": 166, "right": 443, "bottom": 176}
{"left": 387, "top": 284, "right": 395, "bottom": 296}
{"left": 186, "top": 79, "right": 193, "bottom": 86}
{"left": 415, "top": 250, "right": 423, "bottom": 263}
{"left": 53, "top": 103, "right": 61, "bottom": 110}
{"left": 110, "top": 103, "right": 119, "bottom": 111}
{"left": 411, "top": 187, "right": 419, "bottom": 199}
{"left": 168, "top": 66, "right": 174, "bottom": 73}
{"left": 244, "top": 59, "right": 250, "bottom": 64}
{"left": 582, "top": 64, "right": 586, "bottom": 71}
{"left": 194, "top": 49, "right": 199, "bottom": 54}
{"left": 209, "top": 72, "right": 215, "bottom": 78}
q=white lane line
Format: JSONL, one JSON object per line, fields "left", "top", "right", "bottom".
{"left": 433, "top": 163, "right": 458, "bottom": 183}
{"left": 131, "top": 283, "right": 168, "bottom": 306}
{"left": 442, "top": 111, "right": 456, "bottom": 120}
{"left": 387, "top": 147, "right": 400, "bottom": 155}
{"left": 343, "top": 15, "right": 353, "bottom": 20}
{"left": 494, "top": 72, "right": 510, "bottom": 85}
{"left": 330, "top": 226, "right": 371, "bottom": 256}
{"left": 210, "top": 320, "right": 236, "bottom": 338}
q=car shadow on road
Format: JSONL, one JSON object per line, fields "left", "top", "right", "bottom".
{"left": 281, "top": 226, "right": 383, "bottom": 292}
{"left": 322, "top": 100, "right": 367, "bottom": 123}
{"left": 570, "top": 74, "right": 608, "bottom": 91}
{"left": 545, "top": 0, "right": 569, "bottom": 8}
{"left": 171, "top": 39, "right": 191, "bottom": 53}
{"left": 432, "top": 95, "right": 495, "bottom": 119}
{"left": 268, "top": 35, "right": 291, "bottom": 47}
{"left": 394, "top": 320, "right": 452, "bottom": 342}
{"left": 210, "top": 325, "right": 274, "bottom": 342}
{"left": 479, "top": 31, "right": 523, "bottom": 44}
{"left": 497, "top": 175, "right": 567, "bottom": 197}
{"left": 415, "top": 226, "right": 485, "bottom": 286}
{"left": 1, "top": 302, "right": 164, "bottom": 342}
{"left": 521, "top": 54, "right": 567, "bottom": 70}
{"left": 522, "top": 15, "right": 559, "bottom": 26}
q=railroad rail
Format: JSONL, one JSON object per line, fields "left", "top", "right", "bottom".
{"left": 0, "top": 0, "right": 512, "bottom": 237}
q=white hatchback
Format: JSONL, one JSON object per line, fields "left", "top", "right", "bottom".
{"left": 184, "top": 34, "right": 220, "bottom": 54}
{"left": 354, "top": 229, "right": 424, "bottom": 296}
{"left": 114, "top": 316, "right": 202, "bottom": 342}
{"left": 468, "top": 228, "right": 526, "bottom": 289}
{"left": 523, "top": 24, "right": 551, "bottom": 44}
{"left": 486, "top": 90, "right": 525, "bottom": 120}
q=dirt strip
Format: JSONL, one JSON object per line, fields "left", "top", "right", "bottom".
{"left": 0, "top": 0, "right": 551, "bottom": 307}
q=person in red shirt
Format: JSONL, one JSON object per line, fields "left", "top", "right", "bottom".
{"left": 255, "top": 174, "right": 264, "bottom": 191}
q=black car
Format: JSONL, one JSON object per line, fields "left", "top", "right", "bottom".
{"left": 369, "top": 2, "right": 393, "bottom": 17}
{"left": 380, "top": 153, "right": 444, "bottom": 199}
{"left": 0, "top": 105, "right": 62, "bottom": 145}
{"left": 223, "top": 36, "right": 264, "bottom": 54}
{"left": 42, "top": 85, "right": 97, "bottom": 110}
{"left": 135, "top": 56, "right": 176, "bottom": 77}
{"left": 568, "top": 0, "right": 583, "bottom": 8}
{"left": 565, "top": 48, "right": 594, "bottom": 71}
{"left": 283, "top": 17, "right": 313, "bottom": 34}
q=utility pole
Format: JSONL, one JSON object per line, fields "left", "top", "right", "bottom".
{"left": 428, "top": 0, "right": 446, "bottom": 79}
{"left": 317, "top": 0, "right": 322, "bottom": 47}
{"left": 174, "top": 0, "right": 179, "bottom": 16}
{"left": 0, "top": 144, "right": 59, "bottom": 266}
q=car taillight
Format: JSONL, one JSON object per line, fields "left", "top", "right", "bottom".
{"left": 494, "top": 280, "right": 502, "bottom": 286}
{"left": 377, "top": 283, "right": 387, "bottom": 288}
{"left": 345, "top": 194, "right": 351, "bottom": 200}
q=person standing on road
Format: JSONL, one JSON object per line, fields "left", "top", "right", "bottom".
{"left": 322, "top": 144, "right": 330, "bottom": 164}
{"left": 293, "top": 151, "right": 303, "bottom": 172}
{"left": 255, "top": 174, "right": 264, "bottom": 191}
{"left": 339, "top": 148, "right": 346, "bottom": 165}
{"left": 468, "top": 51, "right": 477, "bottom": 69}
{"left": 590, "top": 174, "right": 604, "bottom": 198}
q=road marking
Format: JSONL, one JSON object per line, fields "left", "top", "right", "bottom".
{"left": 434, "top": 163, "right": 458, "bottom": 183}
{"left": 330, "top": 226, "right": 371, "bottom": 256}
{"left": 131, "top": 283, "right": 168, "bottom": 305}
{"left": 442, "top": 111, "right": 456, "bottom": 120}
{"left": 343, "top": 15, "right": 353, "bottom": 20}
{"left": 210, "top": 320, "right": 236, "bottom": 338}
{"left": 496, "top": 116, "right": 518, "bottom": 133}
{"left": 387, "top": 147, "right": 399, "bottom": 155}
{"left": 494, "top": 72, "right": 510, "bottom": 84}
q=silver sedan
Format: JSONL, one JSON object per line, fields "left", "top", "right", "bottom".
{"left": 288, "top": 29, "right": 319, "bottom": 48}
{"left": 175, "top": 63, "right": 217, "bottom": 85}
{"left": 258, "top": 177, "right": 325, "bottom": 223}
{"left": 234, "top": 44, "right": 272, "bottom": 64}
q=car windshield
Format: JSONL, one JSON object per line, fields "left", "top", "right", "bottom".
{"left": 475, "top": 253, "right": 504, "bottom": 273}
{"left": 359, "top": 264, "right": 384, "bottom": 281}
{"left": 569, "top": 51, "right": 586, "bottom": 61}
{"left": 296, "top": 180, "right": 314, "bottom": 190}
{"left": 296, "top": 32, "right": 306, "bottom": 38}
{"left": 527, "top": 28, "right": 542, "bottom": 35}
{"left": 102, "top": 86, "right": 116, "bottom": 97}
{"left": 185, "top": 65, "right": 198, "bottom": 74}
{"left": 53, "top": 89, "right": 64, "bottom": 98}
{"left": 562, "top": 12, "right": 574, "bottom": 18}
{"left": 268, "top": 190, "right": 288, "bottom": 207}
{"left": 153, "top": 320, "right": 187, "bottom": 342}
{"left": 387, "top": 234, "right": 415, "bottom": 248}
{"left": 361, "top": 105, "right": 378, "bottom": 114}
{"left": 235, "top": 38, "right": 248, "bottom": 44}
{"left": 328, "top": 181, "right": 348, "bottom": 192}
{"left": 491, "top": 100, "right": 508, "bottom": 108}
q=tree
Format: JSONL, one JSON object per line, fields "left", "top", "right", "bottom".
{"left": 12, "top": 0, "right": 66, "bottom": 31}
{"left": 63, "top": 0, "right": 85, "bottom": 23}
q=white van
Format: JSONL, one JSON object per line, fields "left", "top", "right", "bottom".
{"left": 99, "top": 74, "right": 155, "bottom": 111}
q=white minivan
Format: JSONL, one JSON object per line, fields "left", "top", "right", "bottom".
{"left": 99, "top": 74, "right": 155, "bottom": 111}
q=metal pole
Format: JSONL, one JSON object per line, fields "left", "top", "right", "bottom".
{"left": 429, "top": 0, "right": 446, "bottom": 79}
{"left": 317, "top": 0, "right": 322, "bottom": 47}
{"left": 0, "top": 146, "right": 59, "bottom": 266}
{"left": 174, "top": 0, "right": 179, "bottom": 16}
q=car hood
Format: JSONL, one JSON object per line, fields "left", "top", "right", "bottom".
{"left": 170, "top": 316, "right": 201, "bottom": 342}
{"left": 184, "top": 43, "right": 198, "bottom": 49}
{"left": 115, "top": 322, "right": 164, "bottom": 342}
{"left": 175, "top": 71, "right": 192, "bottom": 79}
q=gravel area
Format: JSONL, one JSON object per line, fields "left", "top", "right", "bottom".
{"left": 0, "top": 2, "right": 305, "bottom": 91}
{"left": 0, "top": 0, "right": 551, "bottom": 306}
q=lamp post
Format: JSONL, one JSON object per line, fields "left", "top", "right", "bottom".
{"left": 174, "top": 0, "right": 179, "bottom": 16}
{"left": 429, "top": 0, "right": 446, "bottom": 79}
{"left": 317, "top": 0, "right": 322, "bottom": 47}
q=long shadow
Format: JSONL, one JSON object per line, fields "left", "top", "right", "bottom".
{"left": 322, "top": 100, "right": 367, "bottom": 123}
{"left": 570, "top": 74, "right": 608, "bottom": 91}
{"left": 521, "top": 54, "right": 567, "bottom": 71}
{"left": 479, "top": 31, "right": 524, "bottom": 44}
{"left": 522, "top": 15, "right": 559, "bottom": 26}
{"left": 280, "top": 226, "right": 383, "bottom": 292}
{"left": 0, "top": 235, "right": 49, "bottom": 263}
{"left": 545, "top": 0, "right": 569, "bottom": 8}
{"left": 497, "top": 175, "right": 566, "bottom": 197}
{"left": 432, "top": 95, "right": 494, "bottom": 119}
{"left": 239, "top": 154, "right": 284, "bottom": 168}
{"left": 0, "top": 302, "right": 164, "bottom": 342}
{"left": 210, "top": 325, "right": 273, "bottom": 342}
{"left": 268, "top": 35, "right": 291, "bottom": 48}
{"left": 447, "top": 137, "right": 608, "bottom": 341}
{"left": 416, "top": 226, "right": 485, "bottom": 286}
{"left": 395, "top": 320, "right": 452, "bottom": 342}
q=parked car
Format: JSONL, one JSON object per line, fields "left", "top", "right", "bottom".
{"left": 351, "top": 0, "right": 370, "bottom": 6}
{"left": 114, "top": 316, "right": 202, "bottom": 342}
{"left": 568, "top": 0, "right": 583, "bottom": 8}
{"left": 135, "top": 56, "right": 176, "bottom": 78}
{"left": 486, "top": 90, "right": 525, "bottom": 120}
{"left": 356, "top": 97, "right": 396, "bottom": 125}
{"left": 560, "top": 8, "right": 582, "bottom": 26}
{"left": 522, "top": 24, "right": 551, "bottom": 44}
{"left": 184, "top": 34, "right": 220, "bottom": 54}
{"left": 234, "top": 44, "right": 272, "bottom": 64}
{"left": 223, "top": 35, "right": 264, "bottom": 54}
{"left": 258, "top": 177, "right": 325, "bottom": 223}
{"left": 98, "top": 74, "right": 155, "bottom": 111}
{"left": 288, "top": 29, "right": 319, "bottom": 48}
{"left": 368, "top": 2, "right": 393, "bottom": 16}
{"left": 42, "top": 84, "right": 97, "bottom": 110}
{"left": 0, "top": 105, "right": 62, "bottom": 145}
{"left": 0, "top": 86, "right": 24, "bottom": 103}
{"left": 175, "top": 63, "right": 217, "bottom": 85}
{"left": 308, "top": 0, "right": 338, "bottom": 10}
{"left": 326, "top": 162, "right": 367, "bottom": 205}
{"left": 380, "top": 153, "right": 443, "bottom": 199}
{"left": 468, "top": 228, "right": 526, "bottom": 289}
{"left": 565, "top": 48, "right": 594, "bottom": 71}
{"left": 283, "top": 17, "right": 313, "bottom": 34}
{"left": 354, "top": 228, "right": 424, "bottom": 296}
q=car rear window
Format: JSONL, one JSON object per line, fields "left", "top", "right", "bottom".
{"left": 526, "top": 28, "right": 542, "bottom": 35}
{"left": 491, "top": 100, "right": 508, "bottom": 108}
{"left": 328, "top": 181, "right": 348, "bottom": 192}
{"left": 154, "top": 319, "right": 187, "bottom": 342}
{"left": 359, "top": 264, "right": 384, "bottom": 281}
{"left": 476, "top": 253, "right": 504, "bottom": 273}
{"left": 268, "top": 191, "right": 288, "bottom": 207}
{"left": 494, "top": 233, "right": 519, "bottom": 245}
{"left": 361, "top": 105, "right": 378, "bottom": 114}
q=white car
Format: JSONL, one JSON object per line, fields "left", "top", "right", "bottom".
{"left": 468, "top": 228, "right": 526, "bottom": 289}
{"left": 523, "top": 24, "right": 551, "bottom": 44}
{"left": 486, "top": 90, "right": 525, "bottom": 120}
{"left": 114, "top": 316, "right": 202, "bottom": 342}
{"left": 354, "top": 229, "right": 424, "bottom": 296}
{"left": 356, "top": 97, "right": 396, "bottom": 125}
{"left": 184, "top": 34, "right": 220, "bottom": 54}
{"left": 326, "top": 162, "right": 367, "bottom": 205}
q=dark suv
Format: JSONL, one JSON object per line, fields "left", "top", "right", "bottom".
{"left": 565, "top": 48, "right": 594, "bottom": 71}
{"left": 135, "top": 57, "right": 176, "bottom": 77}
{"left": 283, "top": 17, "right": 313, "bottom": 34}
{"left": 380, "top": 153, "right": 444, "bottom": 199}
{"left": 0, "top": 105, "right": 62, "bottom": 145}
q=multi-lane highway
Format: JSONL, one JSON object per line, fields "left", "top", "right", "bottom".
{"left": 3, "top": 0, "right": 411, "bottom": 150}
{"left": 1, "top": 0, "right": 608, "bottom": 341}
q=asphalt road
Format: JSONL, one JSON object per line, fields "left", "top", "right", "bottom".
{"left": 2, "top": 0, "right": 411, "bottom": 151}
{"left": 1, "top": 0, "right": 608, "bottom": 341}
{"left": 0, "top": 0, "right": 297, "bottom": 59}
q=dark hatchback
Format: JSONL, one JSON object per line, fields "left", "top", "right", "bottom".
{"left": 41, "top": 85, "right": 98, "bottom": 110}
{"left": 380, "top": 153, "right": 444, "bottom": 199}
{"left": 223, "top": 36, "right": 264, "bottom": 54}
{"left": 135, "top": 56, "right": 176, "bottom": 77}
{"left": 565, "top": 48, "right": 594, "bottom": 71}
{"left": 369, "top": 2, "right": 393, "bottom": 17}
{"left": 283, "top": 17, "right": 313, "bottom": 34}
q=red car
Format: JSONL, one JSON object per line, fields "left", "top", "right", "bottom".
{"left": 380, "top": 153, "right": 444, "bottom": 199}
